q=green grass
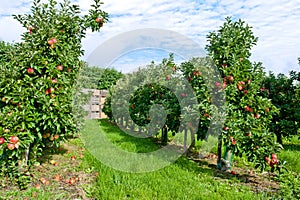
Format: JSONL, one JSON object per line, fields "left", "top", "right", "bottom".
{"left": 79, "top": 119, "right": 270, "bottom": 200}
{"left": 279, "top": 136, "right": 300, "bottom": 173}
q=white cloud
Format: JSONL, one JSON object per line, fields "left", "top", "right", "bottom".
{"left": 1, "top": 0, "right": 300, "bottom": 74}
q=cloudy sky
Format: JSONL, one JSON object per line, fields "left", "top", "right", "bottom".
{"left": 0, "top": 0, "right": 300, "bottom": 74}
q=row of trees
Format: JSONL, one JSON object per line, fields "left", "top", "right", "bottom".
{"left": 103, "top": 17, "right": 300, "bottom": 172}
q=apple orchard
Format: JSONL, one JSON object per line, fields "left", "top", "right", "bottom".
{"left": 1, "top": 0, "right": 300, "bottom": 189}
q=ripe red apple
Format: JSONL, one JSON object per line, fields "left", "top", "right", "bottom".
{"left": 223, "top": 81, "right": 227, "bottom": 88}
{"left": 228, "top": 76, "right": 234, "bottom": 82}
{"left": 214, "top": 82, "right": 221, "bottom": 87}
{"left": 247, "top": 79, "right": 251, "bottom": 84}
{"left": 57, "top": 65, "right": 63, "bottom": 71}
{"left": 9, "top": 136, "right": 19, "bottom": 144}
{"left": 254, "top": 113, "right": 260, "bottom": 119}
{"left": 51, "top": 78, "right": 58, "bottom": 83}
{"left": 0, "top": 137, "right": 5, "bottom": 145}
{"left": 27, "top": 68, "right": 34, "bottom": 74}
{"left": 244, "top": 90, "right": 248, "bottom": 94}
{"left": 231, "top": 139, "right": 236, "bottom": 145}
{"left": 48, "top": 39, "right": 54, "bottom": 45}
{"left": 181, "top": 92, "right": 187, "bottom": 97}
{"left": 49, "top": 87, "right": 55, "bottom": 93}
{"left": 52, "top": 38, "right": 57, "bottom": 43}
{"left": 271, "top": 154, "right": 277, "bottom": 159}
{"left": 245, "top": 133, "right": 251, "bottom": 137}
{"left": 173, "top": 67, "right": 177, "bottom": 71}
{"left": 131, "top": 105, "right": 135, "bottom": 109}
{"left": 54, "top": 175, "right": 61, "bottom": 181}
{"left": 223, "top": 127, "right": 229, "bottom": 131}
{"left": 237, "top": 84, "right": 243, "bottom": 91}
{"left": 50, "top": 44, "right": 55, "bottom": 49}
{"left": 7, "top": 143, "right": 15, "bottom": 150}
{"left": 265, "top": 108, "right": 270, "bottom": 112}
{"left": 188, "top": 75, "right": 192, "bottom": 81}
{"left": 67, "top": 68, "right": 71, "bottom": 72}
{"left": 54, "top": 134, "right": 59, "bottom": 139}
{"left": 222, "top": 64, "right": 227, "bottom": 68}
{"left": 204, "top": 113, "right": 210, "bottom": 118}
{"left": 95, "top": 17, "right": 103, "bottom": 23}
{"left": 71, "top": 155, "right": 76, "bottom": 161}
{"left": 166, "top": 75, "right": 171, "bottom": 80}
{"left": 69, "top": 178, "right": 76, "bottom": 185}
{"left": 230, "top": 171, "right": 237, "bottom": 175}
{"left": 238, "top": 81, "right": 245, "bottom": 85}
{"left": 245, "top": 105, "right": 251, "bottom": 112}
{"left": 40, "top": 177, "right": 47, "bottom": 184}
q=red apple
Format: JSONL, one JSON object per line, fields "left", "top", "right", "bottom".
{"left": 238, "top": 81, "right": 245, "bottom": 85}
{"left": 95, "top": 17, "right": 103, "bottom": 23}
{"left": 0, "top": 137, "right": 5, "bottom": 145}
{"left": 181, "top": 92, "right": 187, "bottom": 97}
{"left": 173, "top": 67, "right": 177, "bottom": 71}
{"left": 230, "top": 171, "right": 237, "bottom": 175}
{"left": 244, "top": 90, "right": 248, "bottom": 94}
{"left": 71, "top": 155, "right": 76, "bottom": 161}
{"left": 166, "top": 75, "right": 171, "bottom": 80}
{"left": 57, "top": 65, "right": 63, "bottom": 71}
{"left": 67, "top": 68, "right": 71, "bottom": 72}
{"left": 27, "top": 68, "right": 34, "bottom": 74}
{"left": 9, "top": 136, "right": 19, "bottom": 144}
{"left": 265, "top": 108, "right": 270, "bottom": 112}
{"left": 7, "top": 143, "right": 15, "bottom": 150}
{"left": 223, "top": 81, "right": 227, "bottom": 88}
{"left": 51, "top": 78, "right": 58, "bottom": 83}
{"left": 40, "top": 177, "right": 47, "bottom": 184}
{"left": 254, "top": 113, "right": 260, "bottom": 119}
{"left": 222, "top": 64, "right": 227, "bottom": 68}
{"left": 53, "top": 175, "right": 61, "bottom": 181}
{"left": 204, "top": 113, "right": 210, "bottom": 118}
{"left": 49, "top": 87, "right": 55, "bottom": 93}
{"left": 245, "top": 132, "right": 251, "bottom": 137}
{"left": 231, "top": 139, "right": 236, "bottom": 145}
{"left": 52, "top": 38, "right": 57, "bottom": 43}
{"left": 48, "top": 39, "right": 54, "bottom": 45}
{"left": 54, "top": 134, "right": 59, "bottom": 139}
{"left": 223, "top": 127, "right": 229, "bottom": 131}
{"left": 228, "top": 76, "right": 234, "bottom": 82}
{"left": 271, "top": 154, "right": 277, "bottom": 159}
{"left": 50, "top": 44, "right": 55, "bottom": 49}
{"left": 69, "top": 178, "right": 76, "bottom": 185}
{"left": 237, "top": 84, "right": 243, "bottom": 91}
{"left": 214, "top": 82, "right": 221, "bottom": 87}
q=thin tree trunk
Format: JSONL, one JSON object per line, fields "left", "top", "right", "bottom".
{"left": 217, "top": 134, "right": 222, "bottom": 170}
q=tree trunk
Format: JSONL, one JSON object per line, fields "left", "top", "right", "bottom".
{"left": 276, "top": 132, "right": 283, "bottom": 144}
{"left": 161, "top": 127, "right": 168, "bottom": 145}
{"left": 217, "top": 135, "right": 223, "bottom": 170}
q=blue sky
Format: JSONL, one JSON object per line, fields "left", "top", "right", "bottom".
{"left": 1, "top": 0, "right": 300, "bottom": 74}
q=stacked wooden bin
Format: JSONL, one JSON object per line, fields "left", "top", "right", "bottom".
{"left": 83, "top": 89, "right": 108, "bottom": 119}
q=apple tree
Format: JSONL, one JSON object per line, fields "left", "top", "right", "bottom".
{"left": 205, "top": 17, "right": 282, "bottom": 171}
{"left": 0, "top": 0, "right": 108, "bottom": 187}
{"left": 261, "top": 70, "right": 300, "bottom": 144}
